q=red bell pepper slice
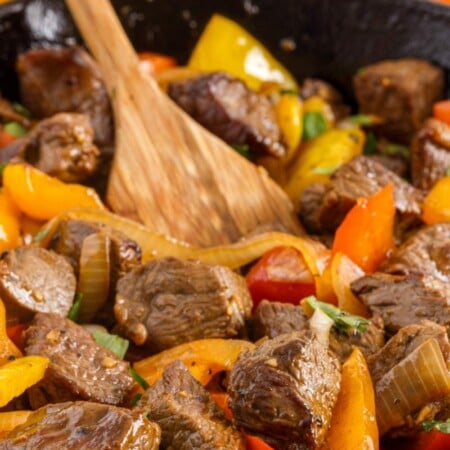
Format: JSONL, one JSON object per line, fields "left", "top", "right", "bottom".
{"left": 138, "top": 52, "right": 177, "bottom": 76}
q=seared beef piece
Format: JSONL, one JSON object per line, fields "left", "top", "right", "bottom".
{"left": 16, "top": 46, "right": 113, "bottom": 147}
{"left": 353, "top": 58, "right": 444, "bottom": 143}
{"left": 412, "top": 118, "right": 450, "bottom": 190}
{"left": 0, "top": 247, "right": 76, "bottom": 322}
{"left": 351, "top": 272, "right": 450, "bottom": 335}
{"left": 168, "top": 72, "right": 285, "bottom": 157}
{"left": 52, "top": 219, "right": 141, "bottom": 282}
{"left": 252, "top": 300, "right": 384, "bottom": 363}
{"left": 368, "top": 154, "right": 408, "bottom": 178}
{"left": 115, "top": 257, "right": 252, "bottom": 352}
{"left": 228, "top": 332, "right": 341, "bottom": 449}
{"left": 0, "top": 97, "right": 30, "bottom": 126}
{"left": 382, "top": 223, "right": 450, "bottom": 282}
{"left": 12, "top": 113, "right": 100, "bottom": 183}
{"left": 136, "top": 361, "right": 244, "bottom": 449}
{"left": 252, "top": 300, "right": 309, "bottom": 340}
{"left": 0, "top": 401, "right": 161, "bottom": 449}
{"left": 367, "top": 321, "right": 450, "bottom": 438}
{"left": 300, "top": 155, "right": 423, "bottom": 233}
{"left": 299, "top": 182, "right": 328, "bottom": 233}
{"left": 24, "top": 313, "right": 133, "bottom": 408}
{"left": 299, "top": 78, "right": 350, "bottom": 120}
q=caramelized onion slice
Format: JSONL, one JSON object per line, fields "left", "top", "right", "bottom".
{"left": 376, "top": 338, "right": 450, "bottom": 436}
{"left": 309, "top": 308, "right": 333, "bottom": 346}
{"left": 77, "top": 232, "right": 111, "bottom": 323}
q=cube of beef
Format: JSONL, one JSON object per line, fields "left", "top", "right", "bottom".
{"left": 24, "top": 313, "right": 134, "bottom": 408}
{"left": 136, "top": 361, "right": 244, "bottom": 449}
{"left": 354, "top": 58, "right": 444, "bottom": 143}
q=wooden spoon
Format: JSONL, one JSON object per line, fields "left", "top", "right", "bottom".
{"left": 65, "top": 0, "right": 301, "bottom": 246}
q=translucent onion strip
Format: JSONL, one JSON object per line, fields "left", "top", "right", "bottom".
{"left": 36, "top": 208, "right": 330, "bottom": 288}
{"left": 309, "top": 308, "right": 333, "bottom": 346}
{"left": 376, "top": 338, "right": 450, "bottom": 436}
{"left": 77, "top": 232, "right": 111, "bottom": 323}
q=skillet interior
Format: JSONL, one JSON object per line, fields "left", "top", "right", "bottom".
{"left": 0, "top": 0, "right": 449, "bottom": 101}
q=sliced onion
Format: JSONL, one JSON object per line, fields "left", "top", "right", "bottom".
{"left": 376, "top": 338, "right": 450, "bottom": 436}
{"left": 309, "top": 308, "right": 333, "bottom": 346}
{"left": 77, "top": 232, "right": 111, "bottom": 323}
{"left": 36, "top": 208, "right": 331, "bottom": 289}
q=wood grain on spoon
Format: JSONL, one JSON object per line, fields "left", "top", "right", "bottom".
{"left": 65, "top": 0, "right": 301, "bottom": 246}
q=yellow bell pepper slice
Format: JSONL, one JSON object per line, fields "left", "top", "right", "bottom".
{"left": 322, "top": 348, "right": 379, "bottom": 450}
{"left": 275, "top": 93, "right": 303, "bottom": 163}
{"left": 0, "top": 298, "right": 22, "bottom": 366}
{"left": 285, "top": 127, "right": 365, "bottom": 209}
{"left": 0, "top": 411, "right": 31, "bottom": 438}
{"left": 3, "top": 164, "right": 104, "bottom": 221}
{"left": 422, "top": 176, "right": 450, "bottom": 224}
{"left": 133, "top": 338, "right": 254, "bottom": 390}
{"left": 0, "top": 356, "right": 49, "bottom": 407}
{"left": 0, "top": 189, "right": 21, "bottom": 254}
{"left": 188, "top": 14, "right": 297, "bottom": 91}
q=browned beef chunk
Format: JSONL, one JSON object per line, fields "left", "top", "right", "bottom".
{"left": 114, "top": 257, "right": 252, "bottom": 352}
{"left": 252, "top": 300, "right": 384, "bottom": 363}
{"left": 367, "top": 321, "right": 450, "bottom": 437}
{"left": 24, "top": 313, "right": 133, "bottom": 409}
{"left": 16, "top": 47, "right": 113, "bottom": 147}
{"left": 300, "top": 155, "right": 423, "bottom": 233}
{"left": 412, "top": 118, "right": 450, "bottom": 190}
{"left": 13, "top": 113, "right": 100, "bottom": 183}
{"left": 136, "top": 361, "right": 244, "bottom": 449}
{"left": 168, "top": 72, "right": 285, "bottom": 157}
{"left": 228, "top": 332, "right": 341, "bottom": 449}
{"left": 353, "top": 58, "right": 444, "bottom": 143}
{"left": 299, "top": 78, "right": 350, "bottom": 120}
{"left": 0, "top": 97, "right": 30, "bottom": 126}
{"left": 0, "top": 248, "right": 76, "bottom": 322}
{"left": 351, "top": 272, "right": 450, "bottom": 335}
{"left": 367, "top": 154, "right": 408, "bottom": 178}
{"left": 0, "top": 401, "right": 161, "bottom": 449}
{"left": 382, "top": 223, "right": 450, "bottom": 282}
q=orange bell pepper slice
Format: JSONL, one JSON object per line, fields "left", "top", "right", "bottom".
{"left": 133, "top": 339, "right": 254, "bottom": 392}
{"left": 138, "top": 52, "right": 177, "bottom": 76}
{"left": 433, "top": 100, "right": 450, "bottom": 126}
{"left": 0, "top": 355, "right": 49, "bottom": 407}
{"left": 0, "top": 298, "right": 22, "bottom": 365}
{"left": 322, "top": 347, "right": 379, "bottom": 450}
{"left": 244, "top": 433, "right": 275, "bottom": 450}
{"left": 0, "top": 189, "right": 21, "bottom": 254}
{"left": 6, "top": 324, "right": 26, "bottom": 351}
{"left": 0, "top": 129, "right": 16, "bottom": 148}
{"left": 332, "top": 184, "right": 395, "bottom": 273}
{"left": 210, "top": 392, "right": 233, "bottom": 420}
{"left": 422, "top": 176, "right": 450, "bottom": 224}
{"left": 0, "top": 410, "right": 32, "bottom": 438}
{"left": 3, "top": 164, "right": 104, "bottom": 221}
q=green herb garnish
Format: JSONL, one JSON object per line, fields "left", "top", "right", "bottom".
{"left": 67, "top": 293, "right": 83, "bottom": 323}
{"left": 349, "top": 114, "right": 382, "bottom": 127}
{"left": 130, "top": 393, "right": 143, "bottom": 406}
{"left": 423, "top": 418, "right": 450, "bottom": 434}
{"left": 363, "top": 132, "right": 377, "bottom": 155}
{"left": 383, "top": 143, "right": 410, "bottom": 159}
{"left": 93, "top": 330, "right": 129, "bottom": 360}
{"left": 303, "top": 296, "right": 369, "bottom": 335}
{"left": 3, "top": 122, "right": 27, "bottom": 138}
{"left": 311, "top": 166, "right": 338, "bottom": 175}
{"left": 303, "top": 111, "right": 328, "bottom": 141}
{"left": 231, "top": 144, "right": 251, "bottom": 160}
{"left": 279, "top": 88, "right": 298, "bottom": 96}
{"left": 129, "top": 366, "right": 150, "bottom": 390}
{"left": 12, "top": 102, "right": 32, "bottom": 119}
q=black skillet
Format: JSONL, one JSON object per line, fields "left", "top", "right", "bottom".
{"left": 0, "top": 0, "right": 449, "bottom": 102}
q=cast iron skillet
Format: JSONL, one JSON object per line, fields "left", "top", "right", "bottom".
{"left": 0, "top": 0, "right": 449, "bottom": 102}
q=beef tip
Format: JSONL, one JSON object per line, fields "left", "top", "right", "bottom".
{"left": 412, "top": 118, "right": 450, "bottom": 190}
{"left": 12, "top": 113, "right": 100, "bottom": 183}
{"left": 0, "top": 247, "right": 76, "bottom": 322}
{"left": 252, "top": 300, "right": 384, "bottom": 363}
{"left": 136, "top": 361, "right": 244, "bottom": 449}
{"left": 300, "top": 155, "right": 423, "bottom": 233}
{"left": 252, "top": 300, "right": 309, "bottom": 340}
{"left": 16, "top": 46, "right": 113, "bottom": 147}
{"left": 299, "top": 182, "right": 328, "bottom": 233}
{"left": 228, "top": 331, "right": 341, "bottom": 449}
{"left": 0, "top": 401, "right": 161, "bottom": 449}
{"left": 382, "top": 223, "right": 450, "bottom": 282}
{"left": 114, "top": 257, "right": 252, "bottom": 352}
{"left": 299, "top": 78, "right": 350, "bottom": 120}
{"left": 24, "top": 313, "right": 134, "bottom": 408}
{"left": 367, "top": 321, "right": 450, "bottom": 437}
{"left": 168, "top": 72, "right": 285, "bottom": 157}
{"left": 353, "top": 58, "right": 444, "bottom": 143}
{"left": 351, "top": 272, "right": 450, "bottom": 335}
{"left": 0, "top": 97, "right": 30, "bottom": 126}
{"left": 367, "top": 154, "right": 408, "bottom": 178}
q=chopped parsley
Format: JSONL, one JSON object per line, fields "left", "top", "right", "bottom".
{"left": 303, "top": 111, "right": 328, "bottom": 141}
{"left": 93, "top": 330, "right": 129, "bottom": 360}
